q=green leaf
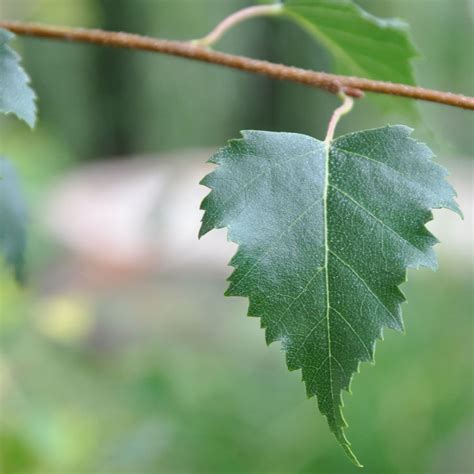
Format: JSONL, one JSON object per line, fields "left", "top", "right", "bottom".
{"left": 0, "top": 157, "right": 28, "bottom": 282}
{"left": 280, "top": 0, "right": 418, "bottom": 111}
{"left": 0, "top": 28, "right": 37, "bottom": 128}
{"left": 199, "top": 126, "right": 460, "bottom": 465}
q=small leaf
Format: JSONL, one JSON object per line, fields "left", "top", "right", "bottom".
{"left": 199, "top": 126, "right": 459, "bottom": 465}
{"left": 280, "top": 0, "right": 418, "bottom": 113}
{"left": 0, "top": 157, "right": 28, "bottom": 282}
{"left": 0, "top": 28, "right": 37, "bottom": 128}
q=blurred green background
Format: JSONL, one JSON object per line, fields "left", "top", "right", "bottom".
{"left": 0, "top": 1, "right": 473, "bottom": 473}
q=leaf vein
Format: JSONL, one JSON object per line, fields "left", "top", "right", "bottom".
{"left": 333, "top": 146, "right": 432, "bottom": 195}
{"left": 330, "top": 306, "right": 372, "bottom": 360}
{"left": 328, "top": 249, "right": 399, "bottom": 327}
{"left": 329, "top": 183, "right": 426, "bottom": 256}
{"left": 230, "top": 195, "right": 322, "bottom": 292}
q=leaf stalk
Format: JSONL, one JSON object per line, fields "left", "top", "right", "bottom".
{"left": 325, "top": 92, "right": 354, "bottom": 143}
{"left": 193, "top": 4, "right": 283, "bottom": 48}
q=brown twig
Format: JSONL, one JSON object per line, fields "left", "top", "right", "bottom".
{"left": 1, "top": 20, "right": 473, "bottom": 110}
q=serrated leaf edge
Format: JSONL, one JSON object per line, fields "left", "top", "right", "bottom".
{"left": 0, "top": 28, "right": 37, "bottom": 128}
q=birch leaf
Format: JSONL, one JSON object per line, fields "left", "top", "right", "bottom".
{"left": 199, "top": 126, "right": 460, "bottom": 465}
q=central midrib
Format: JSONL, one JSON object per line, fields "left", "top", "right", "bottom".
{"left": 323, "top": 140, "right": 334, "bottom": 413}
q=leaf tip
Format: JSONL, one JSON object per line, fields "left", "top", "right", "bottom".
{"left": 197, "top": 220, "right": 212, "bottom": 239}
{"left": 335, "top": 429, "right": 363, "bottom": 467}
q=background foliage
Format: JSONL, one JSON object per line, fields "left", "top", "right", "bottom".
{"left": 0, "top": 0, "right": 472, "bottom": 473}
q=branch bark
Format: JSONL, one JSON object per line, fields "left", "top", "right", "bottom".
{"left": 1, "top": 20, "right": 473, "bottom": 110}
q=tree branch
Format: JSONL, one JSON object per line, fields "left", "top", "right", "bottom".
{"left": 1, "top": 20, "right": 473, "bottom": 110}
